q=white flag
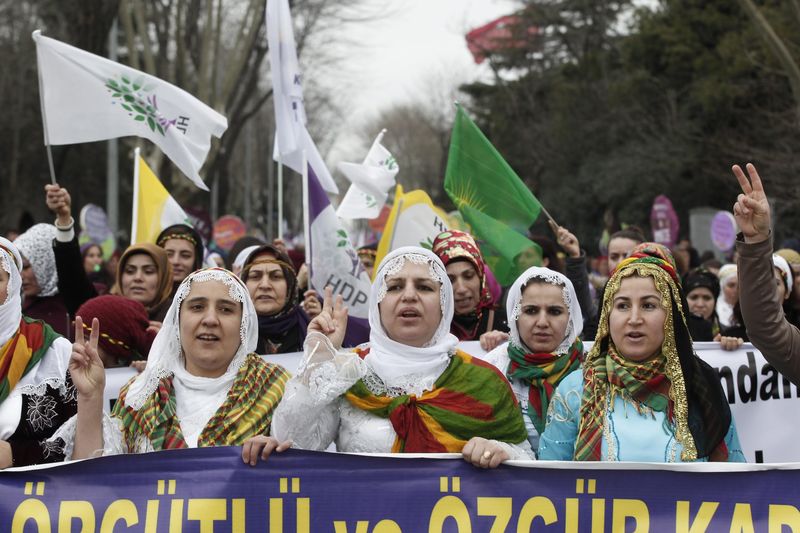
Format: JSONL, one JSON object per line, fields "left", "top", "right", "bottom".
{"left": 33, "top": 30, "right": 227, "bottom": 191}
{"left": 336, "top": 130, "right": 399, "bottom": 219}
{"left": 266, "top": 0, "right": 338, "bottom": 194}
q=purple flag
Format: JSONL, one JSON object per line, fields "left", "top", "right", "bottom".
{"left": 307, "top": 165, "right": 371, "bottom": 346}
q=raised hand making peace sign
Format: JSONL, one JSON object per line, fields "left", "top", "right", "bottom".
{"left": 69, "top": 316, "right": 106, "bottom": 400}
{"left": 732, "top": 163, "right": 771, "bottom": 244}
{"left": 307, "top": 286, "right": 349, "bottom": 349}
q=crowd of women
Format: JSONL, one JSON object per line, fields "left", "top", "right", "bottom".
{"left": 0, "top": 162, "right": 795, "bottom": 470}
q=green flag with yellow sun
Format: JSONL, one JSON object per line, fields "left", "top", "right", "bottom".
{"left": 444, "top": 105, "right": 543, "bottom": 285}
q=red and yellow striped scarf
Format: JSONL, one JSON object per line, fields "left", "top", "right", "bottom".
{"left": 113, "top": 353, "right": 289, "bottom": 451}
{"left": 0, "top": 317, "right": 59, "bottom": 403}
{"left": 344, "top": 349, "right": 527, "bottom": 453}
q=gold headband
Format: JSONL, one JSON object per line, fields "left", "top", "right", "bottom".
{"left": 157, "top": 233, "right": 197, "bottom": 247}
{"left": 246, "top": 258, "right": 296, "bottom": 276}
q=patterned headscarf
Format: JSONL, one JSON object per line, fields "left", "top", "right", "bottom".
{"left": 576, "top": 244, "right": 731, "bottom": 462}
{"left": 14, "top": 224, "right": 59, "bottom": 297}
{"left": 618, "top": 241, "right": 679, "bottom": 277}
{"left": 111, "top": 243, "right": 173, "bottom": 315}
{"left": 432, "top": 230, "right": 493, "bottom": 309}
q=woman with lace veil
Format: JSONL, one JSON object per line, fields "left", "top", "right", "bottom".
{"left": 538, "top": 244, "right": 745, "bottom": 462}
{"left": 0, "top": 237, "right": 76, "bottom": 468}
{"left": 247, "top": 247, "right": 532, "bottom": 468}
{"left": 483, "top": 267, "right": 583, "bottom": 456}
{"left": 57, "top": 268, "right": 290, "bottom": 457}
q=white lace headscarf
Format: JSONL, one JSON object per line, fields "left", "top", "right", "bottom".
{"left": 13, "top": 224, "right": 59, "bottom": 298}
{"left": 506, "top": 266, "right": 583, "bottom": 355}
{"left": 365, "top": 246, "right": 459, "bottom": 386}
{"left": 124, "top": 268, "right": 258, "bottom": 410}
{"left": 0, "top": 237, "right": 23, "bottom": 345}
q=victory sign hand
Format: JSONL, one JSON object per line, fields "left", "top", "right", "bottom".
{"left": 732, "top": 163, "right": 771, "bottom": 243}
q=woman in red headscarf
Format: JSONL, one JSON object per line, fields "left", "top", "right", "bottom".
{"left": 432, "top": 230, "right": 507, "bottom": 344}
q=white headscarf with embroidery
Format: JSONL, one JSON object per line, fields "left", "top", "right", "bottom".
{"left": 0, "top": 236, "right": 70, "bottom": 401}
{"left": 365, "top": 247, "right": 458, "bottom": 391}
{"left": 505, "top": 266, "right": 583, "bottom": 355}
{"left": 124, "top": 268, "right": 258, "bottom": 409}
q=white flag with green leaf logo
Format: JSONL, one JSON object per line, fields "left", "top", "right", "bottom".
{"left": 336, "top": 130, "right": 399, "bottom": 220}
{"left": 33, "top": 30, "right": 227, "bottom": 191}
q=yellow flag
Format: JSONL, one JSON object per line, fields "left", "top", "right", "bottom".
{"left": 375, "top": 185, "right": 452, "bottom": 275}
{"left": 131, "top": 149, "right": 190, "bottom": 244}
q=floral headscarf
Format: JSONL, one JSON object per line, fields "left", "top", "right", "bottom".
{"left": 432, "top": 230, "right": 493, "bottom": 309}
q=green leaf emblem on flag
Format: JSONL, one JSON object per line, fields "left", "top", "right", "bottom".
{"left": 106, "top": 74, "right": 170, "bottom": 135}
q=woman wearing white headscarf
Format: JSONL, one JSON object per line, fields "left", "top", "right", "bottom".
{"left": 484, "top": 267, "right": 584, "bottom": 455}
{"left": 716, "top": 264, "right": 738, "bottom": 329}
{"left": 260, "top": 247, "right": 532, "bottom": 467}
{"left": 0, "top": 237, "right": 76, "bottom": 468}
{"left": 13, "top": 224, "right": 70, "bottom": 336}
{"left": 54, "top": 268, "right": 289, "bottom": 457}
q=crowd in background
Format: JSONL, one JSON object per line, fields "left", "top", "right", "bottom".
{"left": 0, "top": 163, "right": 796, "bottom": 470}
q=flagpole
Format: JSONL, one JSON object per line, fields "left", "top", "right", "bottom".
{"left": 106, "top": 19, "right": 119, "bottom": 236}
{"left": 131, "top": 148, "right": 141, "bottom": 244}
{"left": 541, "top": 205, "right": 558, "bottom": 228}
{"left": 388, "top": 196, "right": 404, "bottom": 250}
{"left": 278, "top": 159, "right": 284, "bottom": 240}
{"left": 33, "top": 30, "right": 57, "bottom": 185}
{"left": 302, "top": 151, "right": 310, "bottom": 281}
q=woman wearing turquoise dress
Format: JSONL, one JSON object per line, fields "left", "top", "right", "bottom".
{"left": 539, "top": 243, "right": 745, "bottom": 462}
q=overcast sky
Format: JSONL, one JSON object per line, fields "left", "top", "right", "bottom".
{"left": 321, "top": 0, "right": 519, "bottom": 163}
